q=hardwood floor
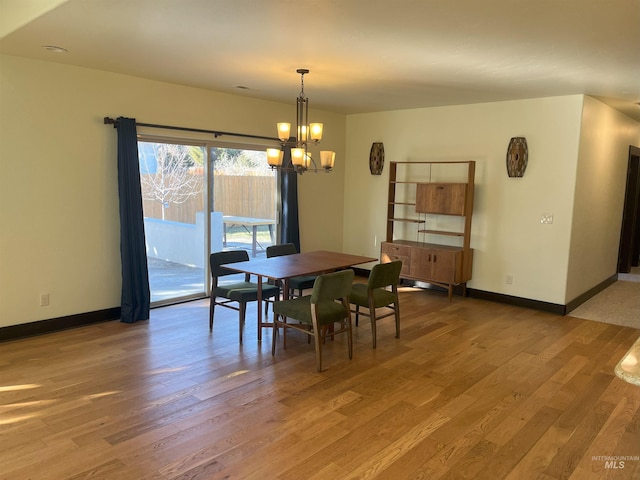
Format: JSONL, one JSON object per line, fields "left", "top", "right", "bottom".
{"left": 1, "top": 285, "right": 639, "bottom": 479}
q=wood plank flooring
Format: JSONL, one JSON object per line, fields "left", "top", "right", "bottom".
{"left": 1, "top": 285, "right": 639, "bottom": 479}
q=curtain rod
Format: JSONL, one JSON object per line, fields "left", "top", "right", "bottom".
{"left": 103, "top": 117, "right": 279, "bottom": 143}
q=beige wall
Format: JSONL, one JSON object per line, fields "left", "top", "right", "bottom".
{"left": 344, "top": 95, "right": 640, "bottom": 305}
{"left": 565, "top": 96, "right": 640, "bottom": 302}
{"left": 0, "top": 54, "right": 346, "bottom": 328}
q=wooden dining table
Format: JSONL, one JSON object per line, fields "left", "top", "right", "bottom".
{"left": 224, "top": 250, "right": 377, "bottom": 341}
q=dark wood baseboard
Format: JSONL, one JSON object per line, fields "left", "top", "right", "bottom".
{"left": 564, "top": 274, "right": 618, "bottom": 314}
{"left": 0, "top": 307, "right": 121, "bottom": 343}
{"left": 401, "top": 276, "right": 618, "bottom": 316}
{"left": 358, "top": 269, "right": 567, "bottom": 314}
{"left": 467, "top": 289, "right": 565, "bottom": 314}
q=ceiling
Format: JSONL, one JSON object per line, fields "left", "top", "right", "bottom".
{"left": 2, "top": 0, "right": 639, "bottom": 120}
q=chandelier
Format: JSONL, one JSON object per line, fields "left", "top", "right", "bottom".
{"left": 266, "top": 69, "right": 335, "bottom": 173}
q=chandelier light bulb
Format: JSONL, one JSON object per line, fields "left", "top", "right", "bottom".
{"left": 320, "top": 151, "right": 335, "bottom": 169}
{"left": 309, "top": 123, "right": 323, "bottom": 141}
{"left": 266, "top": 148, "right": 284, "bottom": 166}
{"left": 291, "top": 148, "right": 305, "bottom": 166}
{"left": 277, "top": 123, "right": 291, "bottom": 141}
{"left": 298, "top": 124, "right": 308, "bottom": 142}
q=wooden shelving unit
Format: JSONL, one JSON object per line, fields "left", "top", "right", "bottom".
{"left": 382, "top": 161, "right": 475, "bottom": 300}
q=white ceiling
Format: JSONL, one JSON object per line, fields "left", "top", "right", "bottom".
{"left": 2, "top": 0, "right": 639, "bottom": 120}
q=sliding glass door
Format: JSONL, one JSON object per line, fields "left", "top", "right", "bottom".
{"left": 138, "top": 138, "right": 277, "bottom": 305}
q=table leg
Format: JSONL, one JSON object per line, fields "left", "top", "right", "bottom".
{"left": 252, "top": 226, "right": 258, "bottom": 257}
{"left": 283, "top": 279, "right": 290, "bottom": 300}
{"left": 257, "top": 276, "right": 263, "bottom": 341}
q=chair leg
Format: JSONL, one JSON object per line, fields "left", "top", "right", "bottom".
{"left": 239, "top": 302, "right": 246, "bottom": 344}
{"left": 314, "top": 330, "right": 323, "bottom": 372}
{"left": 209, "top": 299, "right": 215, "bottom": 331}
{"left": 370, "top": 305, "right": 377, "bottom": 349}
{"left": 355, "top": 305, "right": 360, "bottom": 326}
{"left": 271, "top": 314, "right": 278, "bottom": 356}
{"left": 283, "top": 318, "right": 288, "bottom": 349}
{"left": 394, "top": 302, "right": 400, "bottom": 339}
{"left": 347, "top": 317, "right": 353, "bottom": 360}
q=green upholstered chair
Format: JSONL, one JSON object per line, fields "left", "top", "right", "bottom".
{"left": 271, "top": 269, "right": 354, "bottom": 372}
{"left": 266, "top": 243, "right": 317, "bottom": 297}
{"left": 350, "top": 260, "right": 402, "bottom": 348}
{"left": 209, "top": 250, "right": 280, "bottom": 344}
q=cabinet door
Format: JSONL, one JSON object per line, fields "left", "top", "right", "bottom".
{"left": 416, "top": 183, "right": 467, "bottom": 215}
{"left": 409, "top": 248, "right": 434, "bottom": 279}
{"left": 409, "top": 247, "right": 461, "bottom": 283}
{"left": 429, "top": 250, "right": 458, "bottom": 283}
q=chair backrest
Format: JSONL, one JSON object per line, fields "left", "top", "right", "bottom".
{"left": 210, "top": 250, "right": 250, "bottom": 278}
{"left": 310, "top": 269, "right": 354, "bottom": 304}
{"left": 266, "top": 243, "right": 298, "bottom": 258}
{"left": 368, "top": 261, "right": 402, "bottom": 290}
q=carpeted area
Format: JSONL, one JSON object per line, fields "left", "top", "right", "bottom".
{"left": 568, "top": 278, "right": 640, "bottom": 329}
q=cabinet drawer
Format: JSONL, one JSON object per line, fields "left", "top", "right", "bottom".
{"left": 380, "top": 243, "right": 411, "bottom": 276}
{"left": 381, "top": 242, "right": 411, "bottom": 257}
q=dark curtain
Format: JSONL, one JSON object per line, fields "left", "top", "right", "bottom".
{"left": 279, "top": 146, "right": 300, "bottom": 251}
{"left": 116, "top": 117, "right": 150, "bottom": 323}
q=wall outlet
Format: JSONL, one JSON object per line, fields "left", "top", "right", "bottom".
{"left": 40, "top": 293, "right": 50, "bottom": 306}
{"left": 540, "top": 213, "right": 554, "bottom": 224}
{"left": 505, "top": 274, "right": 513, "bottom": 285}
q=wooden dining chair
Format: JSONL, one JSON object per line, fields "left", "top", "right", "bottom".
{"left": 266, "top": 243, "right": 317, "bottom": 297}
{"left": 263, "top": 243, "right": 318, "bottom": 317}
{"left": 209, "top": 250, "right": 280, "bottom": 344}
{"left": 350, "top": 260, "right": 402, "bottom": 348}
{"left": 271, "top": 269, "right": 354, "bottom": 372}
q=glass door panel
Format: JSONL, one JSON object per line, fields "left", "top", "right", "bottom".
{"left": 138, "top": 141, "right": 206, "bottom": 303}
{"left": 209, "top": 147, "right": 277, "bottom": 259}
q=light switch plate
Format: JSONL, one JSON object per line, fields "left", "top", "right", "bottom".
{"left": 540, "top": 213, "right": 554, "bottom": 224}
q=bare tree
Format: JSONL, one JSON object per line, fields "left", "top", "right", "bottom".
{"left": 211, "top": 147, "right": 270, "bottom": 174}
{"left": 139, "top": 143, "right": 203, "bottom": 220}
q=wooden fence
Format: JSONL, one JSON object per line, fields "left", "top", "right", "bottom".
{"left": 142, "top": 174, "right": 276, "bottom": 224}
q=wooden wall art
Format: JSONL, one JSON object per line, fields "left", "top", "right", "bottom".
{"left": 506, "top": 137, "right": 528, "bottom": 177}
{"left": 369, "top": 142, "right": 385, "bottom": 175}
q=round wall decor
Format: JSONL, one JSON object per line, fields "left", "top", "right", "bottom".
{"left": 506, "top": 137, "right": 528, "bottom": 177}
{"left": 369, "top": 142, "right": 384, "bottom": 175}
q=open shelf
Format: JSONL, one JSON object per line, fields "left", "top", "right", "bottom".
{"left": 388, "top": 218, "right": 425, "bottom": 223}
{"left": 417, "top": 229, "right": 464, "bottom": 237}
